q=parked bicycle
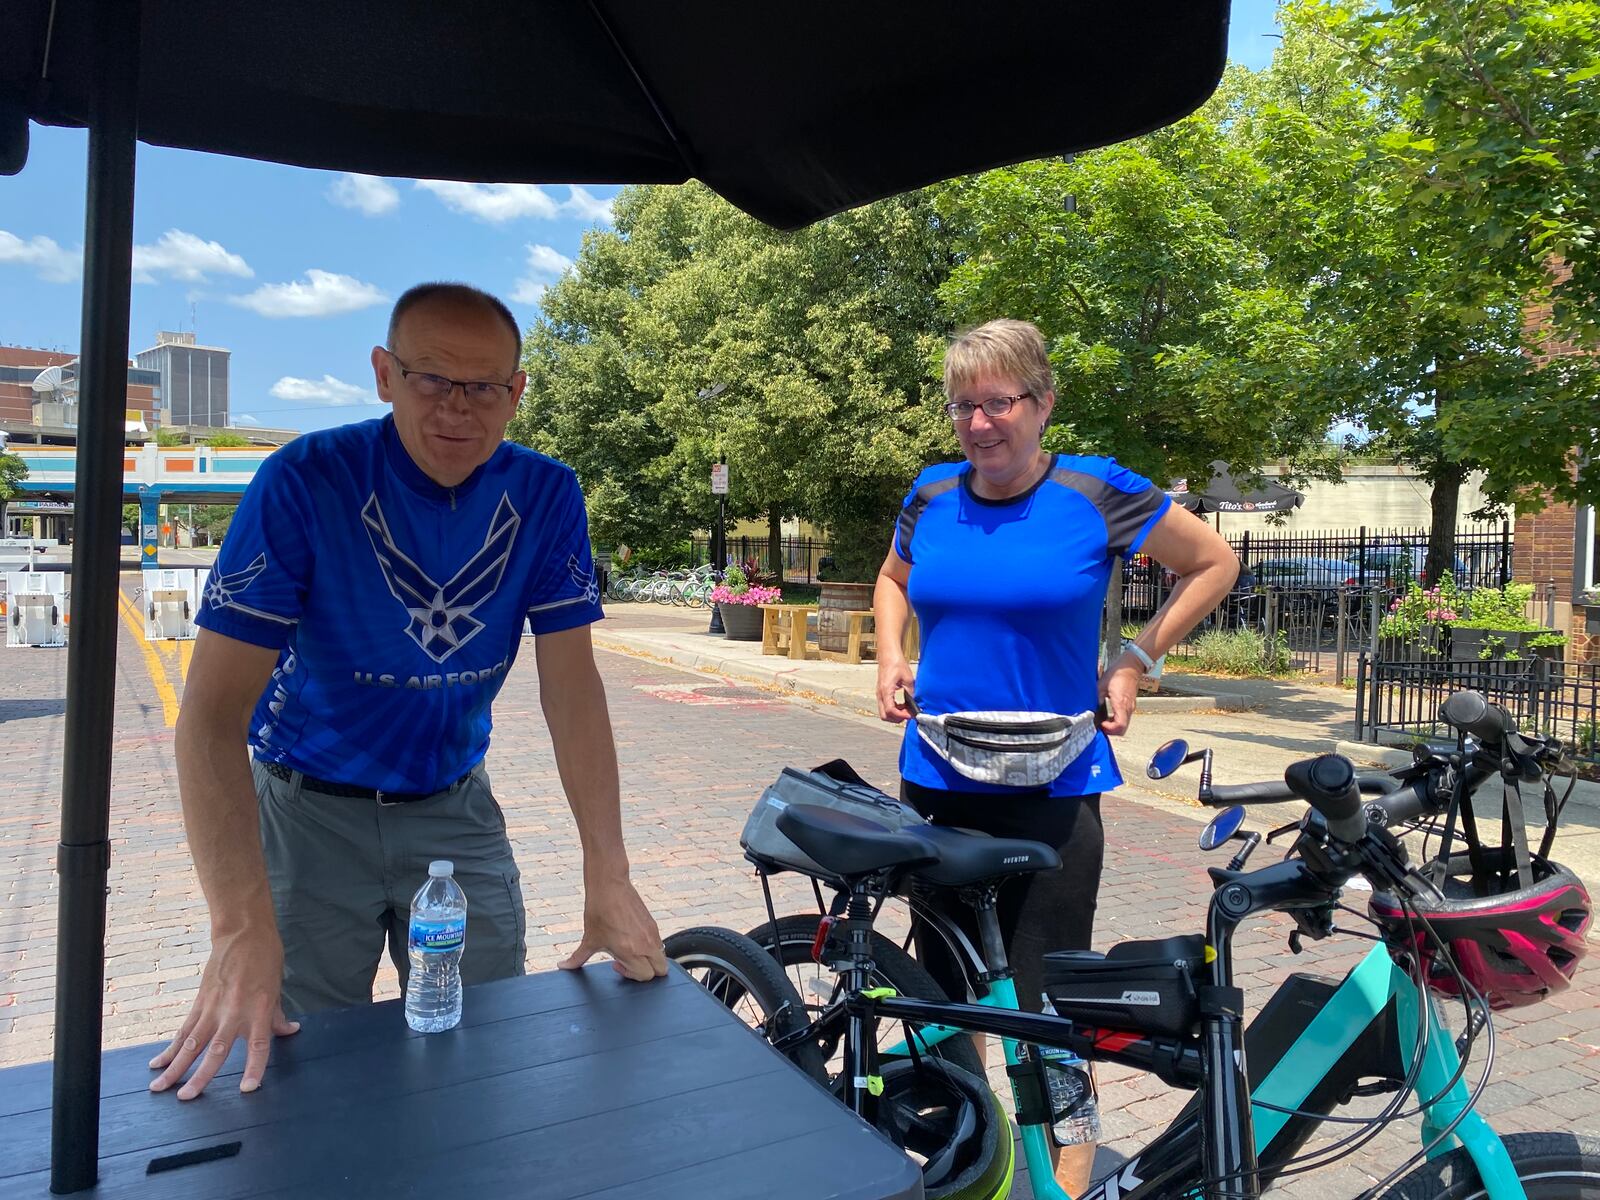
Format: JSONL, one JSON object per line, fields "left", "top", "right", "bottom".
{"left": 666, "top": 692, "right": 1596, "bottom": 1198}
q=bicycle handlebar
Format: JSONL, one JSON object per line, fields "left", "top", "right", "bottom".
{"left": 1284, "top": 755, "right": 1368, "bottom": 842}
{"left": 1440, "top": 690, "right": 1516, "bottom": 743}
{"left": 1208, "top": 772, "right": 1402, "bottom": 806}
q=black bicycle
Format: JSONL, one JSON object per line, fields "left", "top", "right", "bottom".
{"left": 669, "top": 691, "right": 1598, "bottom": 1199}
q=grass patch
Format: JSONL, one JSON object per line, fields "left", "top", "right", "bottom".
{"left": 1182, "top": 629, "right": 1295, "bottom": 678}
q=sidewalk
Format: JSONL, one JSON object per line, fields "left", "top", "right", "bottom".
{"left": 593, "top": 602, "right": 1600, "bottom": 882}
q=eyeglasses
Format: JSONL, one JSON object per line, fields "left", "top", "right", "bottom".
{"left": 387, "top": 350, "right": 516, "bottom": 406}
{"left": 944, "top": 393, "right": 1030, "bottom": 422}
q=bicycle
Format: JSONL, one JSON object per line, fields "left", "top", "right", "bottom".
{"left": 668, "top": 691, "right": 1597, "bottom": 1198}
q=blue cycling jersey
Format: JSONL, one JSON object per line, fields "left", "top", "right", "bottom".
{"left": 893, "top": 454, "right": 1170, "bottom": 797}
{"left": 196, "top": 416, "right": 603, "bottom": 793}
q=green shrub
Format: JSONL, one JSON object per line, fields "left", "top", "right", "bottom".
{"left": 1186, "top": 629, "right": 1294, "bottom": 677}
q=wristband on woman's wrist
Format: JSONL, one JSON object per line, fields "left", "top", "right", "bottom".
{"left": 1122, "top": 642, "right": 1157, "bottom": 673}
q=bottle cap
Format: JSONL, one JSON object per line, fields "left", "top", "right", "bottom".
{"left": 428, "top": 860, "right": 454, "bottom": 877}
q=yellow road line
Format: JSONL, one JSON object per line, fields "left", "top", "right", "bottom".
{"left": 117, "top": 586, "right": 181, "bottom": 728}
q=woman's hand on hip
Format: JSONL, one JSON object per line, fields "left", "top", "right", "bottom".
{"left": 1098, "top": 654, "right": 1143, "bottom": 736}
{"left": 876, "top": 658, "right": 916, "bottom": 723}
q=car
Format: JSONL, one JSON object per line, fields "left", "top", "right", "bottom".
{"left": 1253, "top": 556, "right": 1363, "bottom": 591}
{"left": 1357, "top": 545, "right": 1471, "bottom": 585}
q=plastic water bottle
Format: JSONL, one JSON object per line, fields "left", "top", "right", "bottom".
{"left": 1040, "top": 998, "right": 1101, "bottom": 1147}
{"left": 405, "top": 860, "right": 467, "bottom": 1033}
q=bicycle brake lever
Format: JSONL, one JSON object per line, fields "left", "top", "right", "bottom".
{"left": 1264, "top": 819, "right": 1300, "bottom": 845}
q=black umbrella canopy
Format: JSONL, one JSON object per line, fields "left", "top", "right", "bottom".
{"left": 3, "top": 0, "right": 1233, "bottom": 1192}
{"left": 1169, "top": 461, "right": 1305, "bottom": 515}
{"left": 3, "top": 1, "right": 1229, "bottom": 228}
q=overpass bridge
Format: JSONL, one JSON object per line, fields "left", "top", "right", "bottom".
{"left": 12, "top": 443, "right": 277, "bottom": 568}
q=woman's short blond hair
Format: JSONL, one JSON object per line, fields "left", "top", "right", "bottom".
{"left": 943, "top": 318, "right": 1054, "bottom": 403}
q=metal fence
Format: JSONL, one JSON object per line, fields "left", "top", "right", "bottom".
{"left": 1356, "top": 654, "right": 1600, "bottom": 769}
{"left": 689, "top": 535, "right": 832, "bottom": 584}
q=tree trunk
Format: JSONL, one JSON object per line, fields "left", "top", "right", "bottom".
{"left": 1424, "top": 462, "right": 1466, "bottom": 586}
{"left": 768, "top": 508, "right": 784, "bottom": 585}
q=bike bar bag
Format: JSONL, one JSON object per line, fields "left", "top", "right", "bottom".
{"left": 1042, "top": 934, "right": 1207, "bottom": 1039}
{"left": 741, "top": 759, "right": 928, "bottom": 880}
{"left": 914, "top": 709, "right": 1099, "bottom": 788}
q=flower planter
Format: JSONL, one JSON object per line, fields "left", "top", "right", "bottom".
{"left": 718, "top": 601, "right": 765, "bottom": 641}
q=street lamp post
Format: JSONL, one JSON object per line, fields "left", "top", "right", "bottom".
{"left": 698, "top": 382, "right": 729, "bottom": 634}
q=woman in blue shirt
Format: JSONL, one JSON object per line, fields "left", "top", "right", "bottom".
{"left": 874, "top": 318, "right": 1237, "bottom": 1193}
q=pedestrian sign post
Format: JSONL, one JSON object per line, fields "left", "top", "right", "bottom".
{"left": 710, "top": 464, "right": 729, "bottom": 494}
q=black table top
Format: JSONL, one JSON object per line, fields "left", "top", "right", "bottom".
{"left": 0, "top": 965, "right": 922, "bottom": 1199}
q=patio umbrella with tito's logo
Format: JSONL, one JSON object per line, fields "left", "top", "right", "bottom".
{"left": 1168, "top": 460, "right": 1306, "bottom": 518}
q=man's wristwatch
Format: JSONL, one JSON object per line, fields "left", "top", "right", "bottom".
{"left": 1122, "top": 642, "right": 1157, "bottom": 673}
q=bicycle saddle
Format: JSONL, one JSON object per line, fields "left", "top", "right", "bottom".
{"left": 776, "top": 804, "right": 939, "bottom": 879}
{"left": 907, "top": 824, "right": 1062, "bottom": 888}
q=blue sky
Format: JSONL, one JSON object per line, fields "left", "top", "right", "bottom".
{"left": 0, "top": 3, "right": 1282, "bottom": 434}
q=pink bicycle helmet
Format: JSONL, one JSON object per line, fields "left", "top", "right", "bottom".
{"left": 1370, "top": 853, "right": 1591, "bottom": 1011}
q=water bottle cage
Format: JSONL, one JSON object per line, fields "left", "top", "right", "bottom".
{"left": 1005, "top": 1054, "right": 1053, "bottom": 1126}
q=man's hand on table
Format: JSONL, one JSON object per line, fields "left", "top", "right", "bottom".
{"left": 558, "top": 877, "right": 668, "bottom": 982}
{"left": 149, "top": 922, "right": 299, "bottom": 1100}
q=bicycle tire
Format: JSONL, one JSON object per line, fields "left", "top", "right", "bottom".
{"left": 745, "top": 913, "right": 985, "bottom": 1080}
{"left": 664, "top": 926, "right": 827, "bottom": 1085}
{"left": 749, "top": 914, "right": 1009, "bottom": 1200}
{"left": 1379, "top": 1131, "right": 1600, "bottom": 1198}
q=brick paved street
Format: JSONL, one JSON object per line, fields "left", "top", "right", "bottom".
{"left": 2, "top": 581, "right": 1597, "bottom": 1197}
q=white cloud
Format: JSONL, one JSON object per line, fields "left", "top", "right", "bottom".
{"left": 0, "top": 231, "right": 81, "bottom": 283}
{"left": 230, "top": 270, "right": 388, "bottom": 318}
{"left": 268, "top": 374, "right": 374, "bottom": 407}
{"left": 564, "top": 186, "right": 614, "bottom": 225}
{"left": 328, "top": 173, "right": 400, "bottom": 216}
{"left": 234, "top": 414, "right": 261, "bottom": 426}
{"left": 132, "top": 230, "right": 253, "bottom": 283}
{"left": 510, "top": 243, "right": 574, "bottom": 305}
{"left": 416, "top": 180, "right": 561, "bottom": 223}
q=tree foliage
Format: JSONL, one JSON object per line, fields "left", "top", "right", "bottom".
{"left": 512, "top": 184, "right": 953, "bottom": 579}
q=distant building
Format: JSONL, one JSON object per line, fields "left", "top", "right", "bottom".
{"left": 0, "top": 344, "right": 162, "bottom": 433}
{"left": 134, "top": 330, "right": 230, "bottom": 428}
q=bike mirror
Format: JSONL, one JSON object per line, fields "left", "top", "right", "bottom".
{"left": 1148, "top": 739, "right": 1190, "bottom": 780}
{"left": 1199, "top": 805, "right": 1247, "bottom": 851}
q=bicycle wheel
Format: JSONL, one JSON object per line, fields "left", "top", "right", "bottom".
{"left": 664, "top": 926, "right": 827, "bottom": 1085}
{"left": 748, "top": 915, "right": 1009, "bottom": 1200}
{"left": 1380, "top": 1131, "right": 1600, "bottom": 1198}
{"left": 746, "top": 913, "right": 985, "bottom": 1080}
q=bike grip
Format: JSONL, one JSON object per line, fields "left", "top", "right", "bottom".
{"left": 1207, "top": 780, "right": 1298, "bottom": 804}
{"left": 1439, "top": 690, "right": 1515, "bottom": 742}
{"left": 1283, "top": 754, "right": 1368, "bottom": 842}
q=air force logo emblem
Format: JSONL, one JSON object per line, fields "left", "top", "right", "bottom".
{"left": 201, "top": 553, "right": 291, "bottom": 626}
{"left": 362, "top": 492, "right": 521, "bottom": 663}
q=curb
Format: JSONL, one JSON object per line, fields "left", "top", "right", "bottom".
{"left": 594, "top": 632, "right": 1255, "bottom": 720}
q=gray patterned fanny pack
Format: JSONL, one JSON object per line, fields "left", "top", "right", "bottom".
{"left": 912, "top": 707, "right": 1100, "bottom": 788}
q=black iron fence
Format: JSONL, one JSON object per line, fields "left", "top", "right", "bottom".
{"left": 688, "top": 536, "right": 832, "bottom": 584}
{"left": 1356, "top": 654, "right": 1600, "bottom": 769}
{"left": 1123, "top": 521, "right": 1513, "bottom": 620}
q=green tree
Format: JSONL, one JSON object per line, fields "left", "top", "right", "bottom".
{"left": 513, "top": 183, "right": 954, "bottom": 580}
{"left": 1247, "top": 0, "right": 1599, "bottom": 577}
{"left": 122, "top": 503, "right": 140, "bottom": 537}
{"left": 202, "top": 432, "right": 251, "bottom": 447}
{"left": 0, "top": 452, "right": 28, "bottom": 533}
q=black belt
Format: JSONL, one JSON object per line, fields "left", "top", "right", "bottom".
{"left": 261, "top": 761, "right": 472, "bottom": 806}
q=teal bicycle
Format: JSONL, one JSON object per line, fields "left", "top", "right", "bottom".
{"left": 668, "top": 690, "right": 1597, "bottom": 1198}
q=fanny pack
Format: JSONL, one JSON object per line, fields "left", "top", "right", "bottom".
{"left": 913, "top": 707, "right": 1099, "bottom": 788}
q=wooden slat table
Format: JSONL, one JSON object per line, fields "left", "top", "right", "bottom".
{"left": 0, "top": 965, "right": 921, "bottom": 1200}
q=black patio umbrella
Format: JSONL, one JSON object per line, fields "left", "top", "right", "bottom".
{"left": 1168, "top": 460, "right": 1305, "bottom": 519}
{"left": 1, "top": 1, "right": 1230, "bottom": 1191}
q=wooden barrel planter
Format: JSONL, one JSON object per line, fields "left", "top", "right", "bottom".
{"left": 817, "top": 581, "right": 875, "bottom": 655}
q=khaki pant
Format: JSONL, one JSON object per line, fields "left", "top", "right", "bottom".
{"left": 253, "top": 759, "right": 527, "bottom": 1016}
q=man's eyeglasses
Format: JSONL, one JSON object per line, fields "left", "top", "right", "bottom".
{"left": 387, "top": 350, "right": 516, "bottom": 406}
{"left": 944, "top": 393, "right": 1030, "bottom": 422}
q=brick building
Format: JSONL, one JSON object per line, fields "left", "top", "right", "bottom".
{"left": 1512, "top": 260, "right": 1598, "bottom": 661}
{"left": 0, "top": 344, "right": 162, "bottom": 435}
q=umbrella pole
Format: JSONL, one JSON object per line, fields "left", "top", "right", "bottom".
{"left": 51, "top": 0, "right": 140, "bottom": 1190}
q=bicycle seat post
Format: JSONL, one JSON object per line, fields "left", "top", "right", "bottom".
{"left": 962, "top": 884, "right": 1011, "bottom": 985}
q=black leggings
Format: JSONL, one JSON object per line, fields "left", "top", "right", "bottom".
{"left": 901, "top": 780, "right": 1104, "bottom": 1016}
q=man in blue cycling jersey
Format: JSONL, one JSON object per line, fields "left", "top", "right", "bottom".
{"left": 149, "top": 282, "right": 666, "bottom": 1101}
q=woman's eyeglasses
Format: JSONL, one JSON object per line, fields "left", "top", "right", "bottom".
{"left": 943, "top": 393, "right": 1030, "bottom": 422}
